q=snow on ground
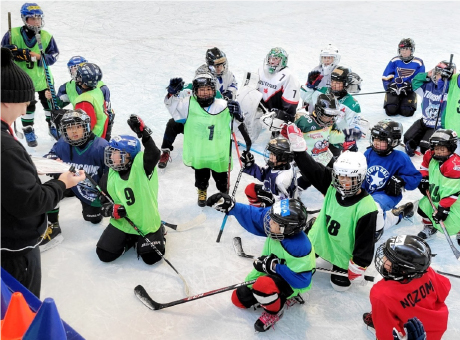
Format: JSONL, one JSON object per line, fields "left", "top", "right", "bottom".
{"left": 2, "top": 1, "right": 460, "bottom": 339}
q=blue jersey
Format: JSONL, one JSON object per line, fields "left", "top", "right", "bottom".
{"left": 382, "top": 56, "right": 425, "bottom": 90}
{"left": 363, "top": 147, "right": 422, "bottom": 203}
{"left": 243, "top": 163, "right": 296, "bottom": 199}
{"left": 413, "top": 74, "right": 450, "bottom": 128}
{"left": 229, "top": 203, "right": 313, "bottom": 289}
{"left": 45, "top": 136, "right": 108, "bottom": 206}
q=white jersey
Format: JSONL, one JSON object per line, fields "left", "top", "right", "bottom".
{"left": 257, "top": 65, "right": 300, "bottom": 118}
{"left": 310, "top": 64, "right": 333, "bottom": 89}
{"left": 164, "top": 95, "right": 228, "bottom": 123}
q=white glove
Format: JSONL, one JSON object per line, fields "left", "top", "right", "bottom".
{"left": 280, "top": 123, "right": 307, "bottom": 152}
{"left": 348, "top": 259, "right": 366, "bottom": 284}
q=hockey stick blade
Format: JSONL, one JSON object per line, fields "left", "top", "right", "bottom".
{"left": 134, "top": 285, "right": 162, "bottom": 310}
{"left": 232, "top": 237, "right": 374, "bottom": 282}
{"left": 162, "top": 213, "right": 206, "bottom": 232}
{"left": 437, "top": 270, "right": 460, "bottom": 279}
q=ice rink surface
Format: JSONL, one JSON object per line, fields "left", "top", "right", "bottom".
{"left": 1, "top": 1, "right": 459, "bottom": 339}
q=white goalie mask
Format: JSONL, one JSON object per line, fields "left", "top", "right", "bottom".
{"left": 319, "top": 44, "right": 341, "bottom": 76}
{"left": 331, "top": 151, "right": 367, "bottom": 197}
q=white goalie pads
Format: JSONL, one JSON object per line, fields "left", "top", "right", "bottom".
{"left": 236, "top": 71, "right": 263, "bottom": 143}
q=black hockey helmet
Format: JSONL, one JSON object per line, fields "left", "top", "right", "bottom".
{"left": 192, "top": 73, "right": 217, "bottom": 107}
{"left": 313, "top": 93, "right": 339, "bottom": 127}
{"left": 263, "top": 199, "right": 308, "bottom": 240}
{"left": 375, "top": 235, "right": 431, "bottom": 283}
{"left": 206, "top": 47, "right": 228, "bottom": 76}
{"left": 59, "top": 109, "right": 92, "bottom": 146}
{"left": 331, "top": 66, "right": 350, "bottom": 96}
{"left": 398, "top": 38, "right": 415, "bottom": 61}
{"left": 75, "top": 63, "right": 102, "bottom": 89}
{"left": 370, "top": 119, "right": 403, "bottom": 155}
{"left": 429, "top": 129, "right": 458, "bottom": 162}
{"left": 264, "top": 136, "right": 294, "bottom": 169}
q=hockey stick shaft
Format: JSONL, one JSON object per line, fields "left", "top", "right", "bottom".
{"left": 399, "top": 142, "right": 422, "bottom": 156}
{"left": 134, "top": 279, "right": 256, "bottom": 310}
{"left": 426, "top": 190, "right": 460, "bottom": 260}
{"left": 434, "top": 54, "right": 453, "bottom": 130}
{"left": 436, "top": 270, "right": 460, "bottom": 279}
{"left": 351, "top": 91, "right": 386, "bottom": 96}
{"left": 233, "top": 140, "right": 264, "bottom": 156}
{"left": 232, "top": 237, "right": 374, "bottom": 281}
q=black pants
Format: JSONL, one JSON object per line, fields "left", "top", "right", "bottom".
{"left": 22, "top": 89, "right": 51, "bottom": 126}
{"left": 161, "top": 118, "right": 184, "bottom": 151}
{"left": 96, "top": 223, "right": 165, "bottom": 265}
{"left": 1, "top": 246, "right": 41, "bottom": 298}
{"left": 383, "top": 91, "right": 417, "bottom": 117}
{"left": 195, "top": 168, "right": 228, "bottom": 193}
{"left": 81, "top": 201, "right": 103, "bottom": 224}
{"left": 404, "top": 118, "right": 435, "bottom": 154}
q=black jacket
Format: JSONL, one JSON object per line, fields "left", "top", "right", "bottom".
{"left": 1, "top": 121, "right": 66, "bottom": 258}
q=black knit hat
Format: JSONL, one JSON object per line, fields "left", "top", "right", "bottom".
{"left": 1, "top": 47, "right": 35, "bottom": 103}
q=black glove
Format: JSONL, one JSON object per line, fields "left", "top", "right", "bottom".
{"left": 417, "top": 176, "right": 429, "bottom": 195}
{"left": 50, "top": 108, "right": 71, "bottom": 131}
{"left": 240, "top": 150, "right": 254, "bottom": 168}
{"left": 343, "top": 140, "right": 358, "bottom": 152}
{"left": 127, "top": 114, "right": 152, "bottom": 138}
{"left": 432, "top": 205, "right": 450, "bottom": 224}
{"left": 387, "top": 82, "right": 399, "bottom": 95}
{"left": 227, "top": 100, "right": 244, "bottom": 122}
{"left": 101, "top": 203, "right": 127, "bottom": 219}
{"left": 306, "top": 71, "right": 323, "bottom": 89}
{"left": 167, "top": 77, "right": 184, "bottom": 95}
{"left": 253, "top": 254, "right": 279, "bottom": 275}
{"left": 222, "top": 90, "right": 233, "bottom": 101}
{"left": 254, "top": 184, "right": 275, "bottom": 207}
{"left": 5, "top": 44, "right": 32, "bottom": 62}
{"left": 206, "top": 193, "right": 235, "bottom": 214}
{"left": 393, "top": 317, "right": 426, "bottom": 340}
{"left": 272, "top": 108, "right": 293, "bottom": 123}
{"left": 385, "top": 175, "right": 405, "bottom": 196}
{"left": 399, "top": 81, "right": 412, "bottom": 96}
{"left": 440, "top": 67, "right": 454, "bottom": 80}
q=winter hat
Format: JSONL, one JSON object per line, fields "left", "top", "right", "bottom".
{"left": 1, "top": 47, "right": 35, "bottom": 103}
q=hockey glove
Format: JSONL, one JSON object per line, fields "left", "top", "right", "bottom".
{"left": 399, "top": 81, "right": 413, "bottom": 96}
{"left": 240, "top": 150, "right": 255, "bottom": 168}
{"left": 101, "top": 203, "right": 127, "bottom": 219}
{"left": 227, "top": 100, "right": 244, "bottom": 122}
{"left": 254, "top": 184, "right": 275, "bottom": 207}
{"left": 281, "top": 123, "right": 307, "bottom": 152}
{"left": 306, "top": 71, "right": 323, "bottom": 89}
{"left": 348, "top": 259, "right": 366, "bottom": 283}
{"left": 440, "top": 67, "right": 454, "bottom": 80}
{"left": 222, "top": 90, "right": 234, "bottom": 101}
{"left": 343, "top": 140, "right": 358, "bottom": 152}
{"left": 206, "top": 193, "right": 235, "bottom": 214}
{"left": 167, "top": 77, "right": 184, "bottom": 95}
{"left": 5, "top": 44, "right": 32, "bottom": 62}
{"left": 127, "top": 114, "right": 152, "bottom": 138}
{"left": 393, "top": 317, "right": 426, "bottom": 340}
{"left": 432, "top": 205, "right": 450, "bottom": 224}
{"left": 417, "top": 177, "right": 429, "bottom": 196}
{"left": 253, "top": 254, "right": 279, "bottom": 275}
{"left": 387, "top": 82, "right": 400, "bottom": 95}
{"left": 385, "top": 176, "right": 405, "bottom": 196}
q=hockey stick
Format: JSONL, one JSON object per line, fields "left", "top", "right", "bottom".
{"left": 134, "top": 279, "right": 256, "bottom": 310}
{"left": 399, "top": 142, "right": 422, "bottom": 156}
{"left": 426, "top": 190, "right": 460, "bottom": 261}
{"left": 232, "top": 236, "right": 375, "bottom": 282}
{"left": 233, "top": 140, "right": 264, "bottom": 156}
{"left": 436, "top": 270, "right": 460, "bottom": 279}
{"left": 434, "top": 54, "right": 454, "bottom": 130}
{"left": 351, "top": 91, "right": 386, "bottom": 97}
{"left": 8, "top": 12, "right": 24, "bottom": 139}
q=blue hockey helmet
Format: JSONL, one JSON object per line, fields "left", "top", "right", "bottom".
{"left": 21, "top": 3, "right": 44, "bottom": 30}
{"left": 67, "top": 56, "right": 88, "bottom": 79}
{"left": 75, "top": 63, "right": 102, "bottom": 89}
{"left": 104, "top": 135, "right": 141, "bottom": 171}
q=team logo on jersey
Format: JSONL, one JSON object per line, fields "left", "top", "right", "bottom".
{"left": 452, "top": 158, "right": 460, "bottom": 171}
{"left": 396, "top": 67, "right": 415, "bottom": 79}
{"left": 311, "top": 140, "right": 329, "bottom": 155}
{"left": 366, "top": 165, "right": 390, "bottom": 192}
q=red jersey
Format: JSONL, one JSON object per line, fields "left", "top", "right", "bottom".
{"left": 370, "top": 267, "right": 450, "bottom": 340}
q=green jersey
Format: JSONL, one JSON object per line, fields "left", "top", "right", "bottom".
{"left": 183, "top": 97, "right": 232, "bottom": 172}
{"left": 63, "top": 80, "right": 106, "bottom": 107}
{"left": 245, "top": 237, "right": 316, "bottom": 298}
{"left": 107, "top": 152, "right": 161, "bottom": 235}
{"left": 308, "top": 185, "right": 378, "bottom": 269}
{"left": 418, "top": 156, "right": 460, "bottom": 235}
{"left": 11, "top": 27, "right": 54, "bottom": 91}
{"left": 442, "top": 74, "right": 460, "bottom": 132}
{"left": 75, "top": 87, "right": 107, "bottom": 138}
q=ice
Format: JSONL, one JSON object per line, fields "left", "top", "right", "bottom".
{"left": 1, "top": 1, "right": 459, "bottom": 339}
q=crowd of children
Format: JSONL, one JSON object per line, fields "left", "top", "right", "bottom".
{"left": 2, "top": 2, "right": 459, "bottom": 338}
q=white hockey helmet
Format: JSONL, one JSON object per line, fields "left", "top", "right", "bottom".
{"left": 332, "top": 151, "right": 367, "bottom": 197}
{"left": 320, "top": 44, "right": 341, "bottom": 76}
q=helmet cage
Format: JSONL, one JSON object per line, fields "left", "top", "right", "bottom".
{"left": 265, "top": 48, "right": 288, "bottom": 74}
{"left": 21, "top": 3, "right": 44, "bottom": 31}
{"left": 59, "top": 110, "right": 91, "bottom": 146}
{"left": 263, "top": 199, "right": 307, "bottom": 240}
{"left": 331, "top": 152, "right": 366, "bottom": 197}
{"left": 104, "top": 147, "right": 132, "bottom": 171}
{"left": 104, "top": 135, "right": 141, "bottom": 171}
{"left": 319, "top": 44, "right": 341, "bottom": 75}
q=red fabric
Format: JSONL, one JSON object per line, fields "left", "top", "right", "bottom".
{"left": 252, "top": 276, "right": 282, "bottom": 313}
{"left": 231, "top": 290, "right": 246, "bottom": 309}
{"left": 370, "top": 267, "right": 451, "bottom": 340}
{"left": 245, "top": 183, "right": 262, "bottom": 207}
{"left": 75, "top": 101, "right": 107, "bottom": 139}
